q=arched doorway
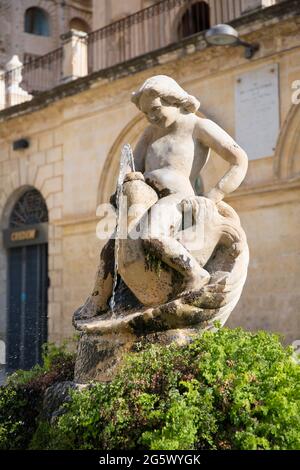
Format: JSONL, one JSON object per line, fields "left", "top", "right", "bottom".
{"left": 3, "top": 188, "right": 49, "bottom": 372}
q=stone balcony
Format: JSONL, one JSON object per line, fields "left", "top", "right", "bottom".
{"left": 0, "top": 0, "right": 289, "bottom": 112}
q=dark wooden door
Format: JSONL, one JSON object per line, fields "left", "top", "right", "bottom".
{"left": 7, "top": 243, "right": 48, "bottom": 372}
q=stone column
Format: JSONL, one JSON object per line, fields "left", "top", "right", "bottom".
{"left": 242, "top": 0, "right": 275, "bottom": 13}
{"left": 60, "top": 30, "right": 88, "bottom": 83}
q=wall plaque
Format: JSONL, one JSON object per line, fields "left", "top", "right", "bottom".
{"left": 235, "top": 64, "right": 280, "bottom": 160}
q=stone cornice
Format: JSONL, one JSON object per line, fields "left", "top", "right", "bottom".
{"left": 229, "top": 176, "right": 300, "bottom": 198}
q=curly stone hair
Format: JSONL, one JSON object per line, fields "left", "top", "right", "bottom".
{"left": 131, "top": 75, "right": 200, "bottom": 114}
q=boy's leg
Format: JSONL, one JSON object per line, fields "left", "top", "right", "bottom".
{"left": 142, "top": 195, "right": 210, "bottom": 291}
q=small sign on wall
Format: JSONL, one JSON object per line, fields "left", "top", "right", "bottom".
{"left": 235, "top": 64, "right": 280, "bottom": 160}
{"left": 3, "top": 223, "right": 48, "bottom": 248}
{"left": 10, "top": 229, "right": 37, "bottom": 242}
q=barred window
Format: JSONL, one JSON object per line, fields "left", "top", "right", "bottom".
{"left": 10, "top": 189, "right": 48, "bottom": 228}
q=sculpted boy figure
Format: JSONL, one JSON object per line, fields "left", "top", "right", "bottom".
{"left": 75, "top": 75, "right": 248, "bottom": 320}
{"left": 129, "top": 75, "right": 248, "bottom": 290}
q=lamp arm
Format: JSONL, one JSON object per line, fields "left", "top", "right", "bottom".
{"left": 237, "top": 38, "right": 260, "bottom": 58}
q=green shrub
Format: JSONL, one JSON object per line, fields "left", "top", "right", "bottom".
{"left": 30, "top": 328, "right": 300, "bottom": 450}
{"left": 0, "top": 342, "right": 75, "bottom": 450}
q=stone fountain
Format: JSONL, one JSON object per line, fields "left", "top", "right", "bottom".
{"left": 73, "top": 75, "right": 249, "bottom": 382}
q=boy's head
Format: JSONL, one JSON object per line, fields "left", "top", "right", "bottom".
{"left": 131, "top": 75, "right": 200, "bottom": 128}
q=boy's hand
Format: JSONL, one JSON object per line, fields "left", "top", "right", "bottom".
{"left": 124, "top": 171, "right": 145, "bottom": 182}
{"left": 180, "top": 196, "right": 215, "bottom": 224}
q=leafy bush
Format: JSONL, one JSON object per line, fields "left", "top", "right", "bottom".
{"left": 30, "top": 328, "right": 300, "bottom": 450}
{"left": 0, "top": 342, "right": 75, "bottom": 450}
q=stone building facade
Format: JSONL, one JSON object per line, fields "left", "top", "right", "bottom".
{"left": 0, "top": 0, "right": 92, "bottom": 67}
{"left": 0, "top": 0, "right": 299, "bottom": 373}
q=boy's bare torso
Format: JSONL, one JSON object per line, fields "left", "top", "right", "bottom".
{"left": 143, "top": 114, "right": 209, "bottom": 197}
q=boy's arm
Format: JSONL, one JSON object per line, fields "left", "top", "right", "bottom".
{"left": 133, "top": 126, "right": 153, "bottom": 173}
{"left": 195, "top": 118, "right": 248, "bottom": 202}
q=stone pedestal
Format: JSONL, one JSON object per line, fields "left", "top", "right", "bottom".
{"left": 75, "top": 331, "right": 135, "bottom": 383}
{"left": 5, "top": 55, "right": 32, "bottom": 107}
{"left": 74, "top": 325, "right": 199, "bottom": 383}
{"left": 242, "top": 0, "right": 275, "bottom": 13}
{"left": 61, "top": 30, "right": 88, "bottom": 83}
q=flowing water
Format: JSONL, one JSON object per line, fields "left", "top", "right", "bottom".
{"left": 109, "top": 144, "right": 135, "bottom": 315}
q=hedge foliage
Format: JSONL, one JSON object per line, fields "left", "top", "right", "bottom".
{"left": 30, "top": 327, "right": 300, "bottom": 451}
{"left": 0, "top": 342, "right": 75, "bottom": 450}
{"left": 1, "top": 327, "right": 299, "bottom": 450}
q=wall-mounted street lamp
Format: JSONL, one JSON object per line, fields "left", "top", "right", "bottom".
{"left": 205, "top": 24, "right": 259, "bottom": 59}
